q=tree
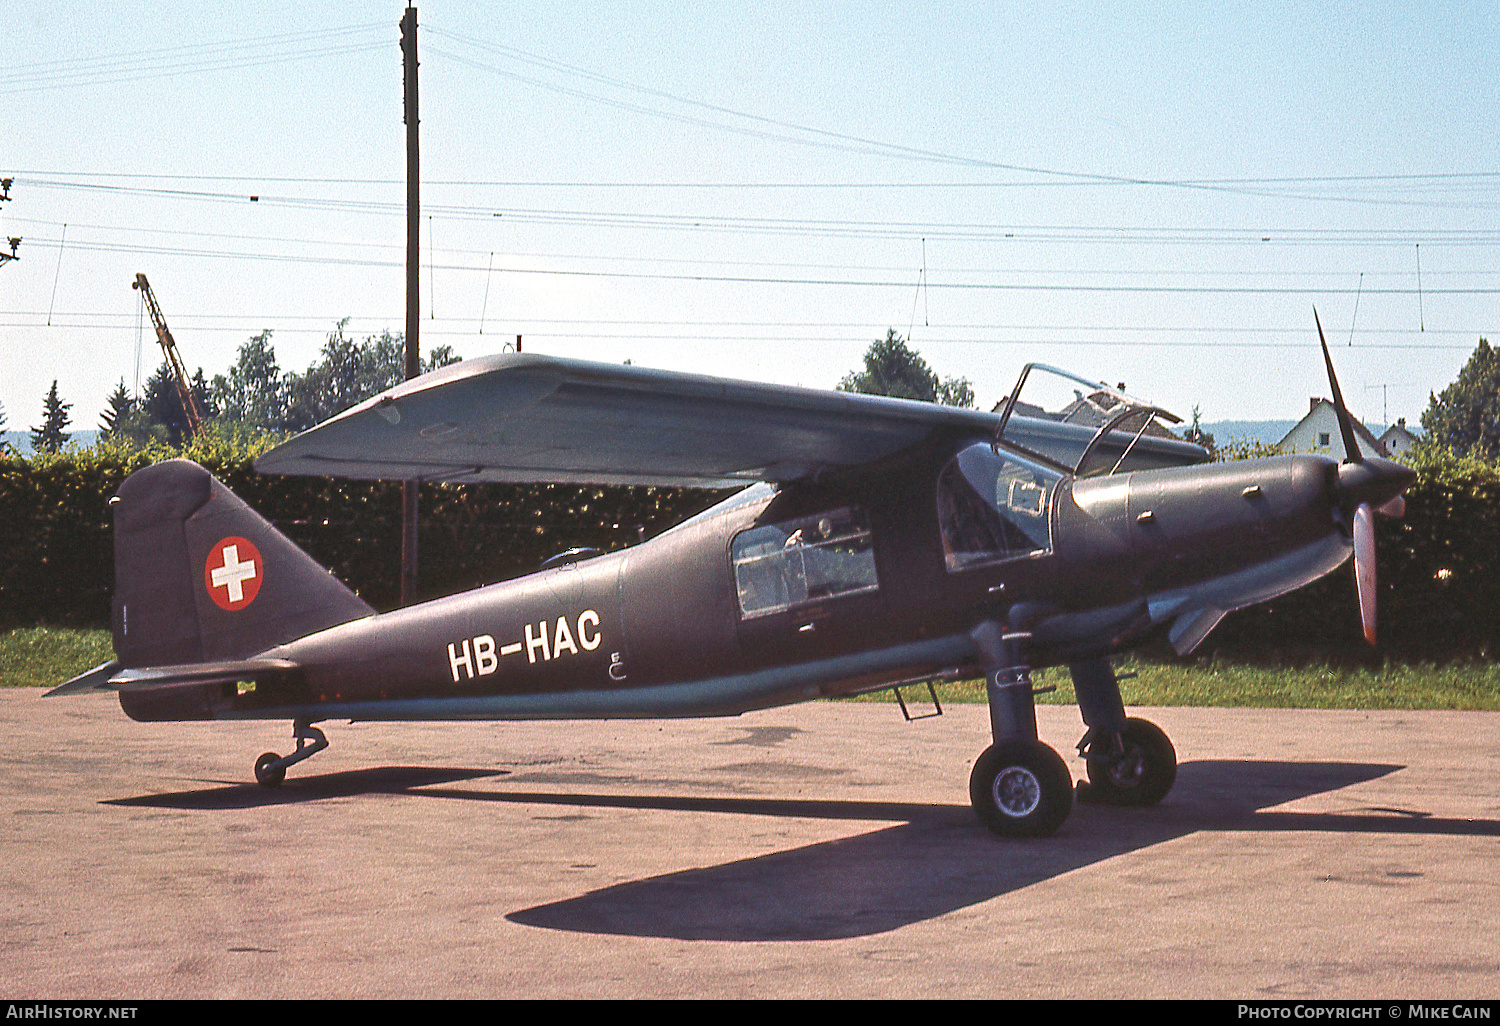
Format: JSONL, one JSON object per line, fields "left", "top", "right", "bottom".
{"left": 99, "top": 379, "right": 135, "bottom": 437}
{"left": 212, "top": 330, "right": 285, "bottom": 428}
{"left": 30, "top": 380, "right": 71, "bottom": 452}
{"left": 837, "top": 329, "right": 973, "bottom": 407}
{"left": 0, "top": 398, "right": 9, "bottom": 454}
{"left": 283, "top": 322, "right": 462, "bottom": 432}
{"left": 1421, "top": 338, "right": 1500, "bottom": 459}
{"left": 141, "top": 364, "right": 191, "bottom": 446}
{"left": 1183, "top": 404, "right": 1216, "bottom": 455}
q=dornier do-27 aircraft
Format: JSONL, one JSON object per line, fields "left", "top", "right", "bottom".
{"left": 52, "top": 315, "right": 1413, "bottom": 837}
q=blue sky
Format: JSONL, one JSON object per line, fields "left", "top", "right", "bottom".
{"left": 3, "top": 2, "right": 1497, "bottom": 438}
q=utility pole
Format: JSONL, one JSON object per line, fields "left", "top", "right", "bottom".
{"left": 400, "top": 6, "right": 420, "bottom": 606}
{"left": 0, "top": 179, "right": 18, "bottom": 266}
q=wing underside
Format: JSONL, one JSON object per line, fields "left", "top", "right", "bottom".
{"left": 254, "top": 354, "right": 1004, "bottom": 487}
{"left": 254, "top": 354, "right": 1208, "bottom": 487}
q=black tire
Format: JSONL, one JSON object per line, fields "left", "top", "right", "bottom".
{"left": 970, "top": 740, "right": 1074, "bottom": 838}
{"left": 1083, "top": 717, "right": 1176, "bottom": 806}
{"left": 254, "top": 752, "right": 286, "bottom": 788}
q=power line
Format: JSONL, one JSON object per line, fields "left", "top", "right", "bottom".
{"left": 423, "top": 26, "right": 1500, "bottom": 210}
{"left": 12, "top": 234, "right": 1500, "bottom": 292}
{"left": 11, "top": 215, "right": 1500, "bottom": 278}
{"left": 0, "top": 311, "right": 1487, "bottom": 351}
{"left": 0, "top": 24, "right": 389, "bottom": 95}
{"left": 11, "top": 168, "right": 1500, "bottom": 191}
{"left": 15, "top": 186, "right": 1500, "bottom": 245}
{"left": 0, "top": 312, "right": 1488, "bottom": 334}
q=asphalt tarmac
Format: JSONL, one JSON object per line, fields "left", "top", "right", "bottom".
{"left": 3, "top": 688, "right": 1498, "bottom": 999}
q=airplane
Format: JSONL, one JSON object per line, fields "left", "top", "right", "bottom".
{"left": 50, "top": 314, "right": 1414, "bottom": 837}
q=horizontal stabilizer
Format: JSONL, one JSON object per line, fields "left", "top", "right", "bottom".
{"left": 47, "top": 658, "right": 299, "bottom": 696}
{"left": 109, "top": 658, "right": 300, "bottom": 690}
{"left": 46, "top": 660, "right": 123, "bottom": 697}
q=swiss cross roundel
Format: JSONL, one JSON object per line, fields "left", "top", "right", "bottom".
{"left": 205, "top": 536, "right": 263, "bottom": 611}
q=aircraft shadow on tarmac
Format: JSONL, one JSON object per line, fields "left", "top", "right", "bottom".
{"left": 104, "top": 766, "right": 505, "bottom": 809}
{"left": 107, "top": 758, "right": 1500, "bottom": 942}
{"left": 502, "top": 758, "right": 1500, "bottom": 942}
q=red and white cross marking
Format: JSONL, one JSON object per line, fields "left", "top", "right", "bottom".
{"left": 205, "top": 536, "right": 263, "bottom": 611}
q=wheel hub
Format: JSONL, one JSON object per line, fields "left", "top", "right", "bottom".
{"left": 992, "top": 765, "right": 1042, "bottom": 818}
{"left": 1105, "top": 747, "right": 1146, "bottom": 789}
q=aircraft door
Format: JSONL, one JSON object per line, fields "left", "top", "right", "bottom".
{"left": 731, "top": 505, "right": 883, "bottom": 664}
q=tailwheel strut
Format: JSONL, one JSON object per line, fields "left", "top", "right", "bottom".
{"left": 253, "top": 719, "right": 328, "bottom": 787}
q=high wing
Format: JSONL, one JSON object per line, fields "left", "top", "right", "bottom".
{"left": 254, "top": 353, "right": 1207, "bottom": 487}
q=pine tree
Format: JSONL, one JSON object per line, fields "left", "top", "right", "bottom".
{"left": 30, "top": 380, "right": 72, "bottom": 453}
{"left": 99, "top": 379, "right": 135, "bottom": 437}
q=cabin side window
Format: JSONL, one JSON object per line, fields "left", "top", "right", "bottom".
{"left": 732, "top": 507, "right": 878, "bottom": 618}
{"left": 938, "top": 443, "right": 1061, "bottom": 571}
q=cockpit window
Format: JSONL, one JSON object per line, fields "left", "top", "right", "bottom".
{"left": 732, "top": 507, "right": 878, "bottom": 618}
{"left": 938, "top": 443, "right": 1061, "bottom": 571}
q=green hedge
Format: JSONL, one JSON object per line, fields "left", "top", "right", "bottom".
{"left": 4, "top": 438, "right": 1496, "bottom": 660}
{"left": 0, "top": 435, "right": 723, "bottom": 624}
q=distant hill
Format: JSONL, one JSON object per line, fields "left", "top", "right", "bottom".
{"left": 2, "top": 430, "right": 99, "bottom": 456}
{"left": 1199, "top": 420, "right": 1297, "bottom": 447}
{"left": 1198, "top": 419, "right": 1397, "bottom": 448}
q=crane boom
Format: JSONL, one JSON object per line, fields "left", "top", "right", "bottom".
{"left": 132, "top": 273, "right": 202, "bottom": 438}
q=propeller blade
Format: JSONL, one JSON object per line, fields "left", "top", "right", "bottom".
{"left": 1353, "top": 502, "right": 1377, "bottom": 645}
{"left": 1377, "top": 493, "right": 1406, "bottom": 518}
{"left": 1314, "top": 307, "right": 1364, "bottom": 465}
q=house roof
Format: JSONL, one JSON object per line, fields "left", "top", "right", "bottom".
{"left": 1379, "top": 421, "right": 1420, "bottom": 446}
{"left": 1277, "top": 399, "right": 1389, "bottom": 458}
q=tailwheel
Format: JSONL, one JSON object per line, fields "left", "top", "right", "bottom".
{"left": 970, "top": 740, "right": 1074, "bottom": 838}
{"left": 251, "top": 721, "right": 328, "bottom": 787}
{"left": 254, "top": 752, "right": 286, "bottom": 788}
{"left": 1081, "top": 717, "right": 1176, "bottom": 806}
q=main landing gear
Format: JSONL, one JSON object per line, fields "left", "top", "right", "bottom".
{"left": 253, "top": 719, "right": 328, "bottom": 787}
{"left": 967, "top": 623, "right": 1177, "bottom": 837}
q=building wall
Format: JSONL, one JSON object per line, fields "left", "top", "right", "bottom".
{"left": 1277, "top": 403, "right": 1386, "bottom": 460}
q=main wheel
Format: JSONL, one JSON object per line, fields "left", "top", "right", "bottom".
{"left": 254, "top": 752, "right": 286, "bottom": 788}
{"left": 1083, "top": 717, "right": 1176, "bottom": 806}
{"left": 970, "top": 740, "right": 1074, "bottom": 837}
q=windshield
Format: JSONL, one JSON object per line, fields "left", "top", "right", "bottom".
{"left": 995, "top": 363, "right": 1185, "bottom": 477}
{"left": 938, "top": 442, "right": 1062, "bottom": 571}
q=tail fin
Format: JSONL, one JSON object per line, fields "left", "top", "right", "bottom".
{"left": 112, "top": 459, "right": 374, "bottom": 668}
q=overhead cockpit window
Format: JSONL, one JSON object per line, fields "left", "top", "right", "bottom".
{"left": 732, "top": 507, "right": 878, "bottom": 618}
{"left": 938, "top": 443, "right": 1062, "bottom": 571}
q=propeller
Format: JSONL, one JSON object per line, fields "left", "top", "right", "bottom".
{"left": 1313, "top": 308, "right": 1414, "bottom": 645}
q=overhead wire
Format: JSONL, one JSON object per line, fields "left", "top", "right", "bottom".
{"left": 422, "top": 27, "right": 1500, "bottom": 210}
{"left": 13, "top": 182, "right": 1500, "bottom": 244}
{"left": 0, "top": 23, "right": 390, "bottom": 95}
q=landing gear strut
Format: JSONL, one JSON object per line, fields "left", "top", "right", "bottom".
{"left": 253, "top": 719, "right": 328, "bottom": 787}
{"left": 1071, "top": 657, "right": 1176, "bottom": 806}
{"left": 968, "top": 622, "right": 1073, "bottom": 837}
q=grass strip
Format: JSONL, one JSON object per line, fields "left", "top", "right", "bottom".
{"left": 1, "top": 627, "right": 115, "bottom": 689}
